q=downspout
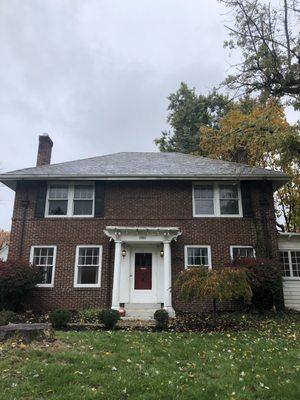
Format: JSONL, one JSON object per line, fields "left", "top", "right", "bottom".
{"left": 18, "top": 184, "right": 29, "bottom": 260}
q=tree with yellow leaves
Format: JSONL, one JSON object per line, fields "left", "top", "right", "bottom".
{"left": 200, "top": 99, "right": 300, "bottom": 232}
{"left": 0, "top": 229, "right": 10, "bottom": 248}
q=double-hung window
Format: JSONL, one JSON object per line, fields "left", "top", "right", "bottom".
{"left": 184, "top": 245, "right": 212, "bottom": 269}
{"left": 193, "top": 182, "right": 242, "bottom": 217}
{"left": 230, "top": 246, "right": 255, "bottom": 260}
{"left": 279, "top": 250, "right": 300, "bottom": 278}
{"left": 46, "top": 182, "right": 94, "bottom": 217}
{"left": 30, "top": 246, "right": 57, "bottom": 287}
{"left": 74, "top": 246, "right": 102, "bottom": 287}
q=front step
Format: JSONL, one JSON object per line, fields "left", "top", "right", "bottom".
{"left": 124, "top": 303, "right": 161, "bottom": 319}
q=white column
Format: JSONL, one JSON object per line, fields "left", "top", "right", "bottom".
{"left": 111, "top": 241, "right": 122, "bottom": 310}
{"left": 163, "top": 241, "right": 175, "bottom": 317}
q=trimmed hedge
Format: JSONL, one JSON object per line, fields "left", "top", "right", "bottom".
{"left": 99, "top": 309, "right": 120, "bottom": 329}
{"left": 154, "top": 309, "right": 169, "bottom": 330}
{"left": 49, "top": 310, "right": 71, "bottom": 329}
{"left": 0, "top": 310, "right": 18, "bottom": 326}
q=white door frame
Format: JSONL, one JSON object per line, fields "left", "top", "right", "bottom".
{"left": 129, "top": 245, "right": 158, "bottom": 303}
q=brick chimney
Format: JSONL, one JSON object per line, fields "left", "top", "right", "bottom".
{"left": 232, "top": 146, "right": 248, "bottom": 164}
{"left": 36, "top": 134, "right": 53, "bottom": 166}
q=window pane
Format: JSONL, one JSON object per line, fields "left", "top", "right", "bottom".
{"left": 194, "top": 185, "right": 214, "bottom": 215}
{"left": 77, "top": 265, "right": 98, "bottom": 284}
{"left": 78, "top": 247, "right": 99, "bottom": 265}
{"left": 187, "top": 247, "right": 209, "bottom": 267}
{"left": 74, "top": 185, "right": 93, "bottom": 199}
{"left": 49, "top": 185, "right": 68, "bottom": 199}
{"left": 232, "top": 247, "right": 254, "bottom": 259}
{"left": 194, "top": 185, "right": 214, "bottom": 199}
{"left": 49, "top": 200, "right": 68, "bottom": 215}
{"left": 291, "top": 251, "right": 300, "bottom": 277}
{"left": 195, "top": 199, "right": 214, "bottom": 215}
{"left": 279, "top": 251, "right": 290, "bottom": 277}
{"left": 220, "top": 184, "right": 238, "bottom": 199}
{"left": 73, "top": 200, "right": 93, "bottom": 215}
{"left": 39, "top": 266, "right": 53, "bottom": 284}
{"left": 220, "top": 199, "right": 239, "bottom": 215}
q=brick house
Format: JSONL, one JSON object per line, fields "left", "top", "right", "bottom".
{"left": 0, "top": 135, "right": 289, "bottom": 317}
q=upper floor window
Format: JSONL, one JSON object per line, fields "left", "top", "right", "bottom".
{"left": 279, "top": 250, "right": 300, "bottom": 278}
{"left": 30, "top": 245, "right": 57, "bottom": 287}
{"left": 193, "top": 182, "right": 242, "bottom": 217}
{"left": 184, "top": 245, "right": 212, "bottom": 269}
{"left": 46, "top": 182, "right": 94, "bottom": 217}
{"left": 230, "top": 246, "right": 255, "bottom": 260}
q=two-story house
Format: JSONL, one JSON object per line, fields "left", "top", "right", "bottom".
{"left": 0, "top": 135, "right": 289, "bottom": 317}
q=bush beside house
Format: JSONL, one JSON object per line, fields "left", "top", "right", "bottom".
{"left": 174, "top": 266, "right": 252, "bottom": 315}
{"left": 228, "top": 257, "right": 283, "bottom": 310}
{"left": 0, "top": 260, "right": 41, "bottom": 311}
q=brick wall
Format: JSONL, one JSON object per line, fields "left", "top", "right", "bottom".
{"left": 8, "top": 180, "right": 279, "bottom": 312}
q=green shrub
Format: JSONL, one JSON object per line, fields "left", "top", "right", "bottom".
{"left": 0, "top": 260, "right": 41, "bottom": 311}
{"left": 49, "top": 309, "right": 71, "bottom": 329}
{"left": 154, "top": 309, "right": 169, "bottom": 330}
{"left": 0, "top": 310, "right": 18, "bottom": 326}
{"left": 99, "top": 309, "right": 120, "bottom": 329}
{"left": 79, "top": 308, "right": 103, "bottom": 323}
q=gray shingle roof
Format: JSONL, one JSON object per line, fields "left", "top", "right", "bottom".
{"left": 0, "top": 152, "right": 289, "bottom": 183}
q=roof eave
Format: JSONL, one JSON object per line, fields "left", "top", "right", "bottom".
{"left": 0, "top": 173, "right": 290, "bottom": 191}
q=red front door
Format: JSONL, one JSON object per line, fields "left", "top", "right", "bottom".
{"left": 134, "top": 253, "right": 152, "bottom": 290}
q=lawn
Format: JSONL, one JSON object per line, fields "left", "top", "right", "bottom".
{"left": 0, "top": 315, "right": 299, "bottom": 400}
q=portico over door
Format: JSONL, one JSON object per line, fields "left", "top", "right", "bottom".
{"left": 103, "top": 226, "right": 182, "bottom": 317}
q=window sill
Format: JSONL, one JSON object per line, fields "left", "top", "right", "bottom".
{"left": 36, "top": 284, "right": 54, "bottom": 288}
{"left": 193, "top": 214, "right": 243, "bottom": 218}
{"left": 74, "top": 285, "right": 101, "bottom": 289}
{"left": 282, "top": 277, "right": 300, "bottom": 281}
{"left": 45, "top": 215, "right": 94, "bottom": 218}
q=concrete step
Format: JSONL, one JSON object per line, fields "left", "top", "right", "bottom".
{"left": 125, "top": 309, "right": 157, "bottom": 319}
{"left": 124, "top": 303, "right": 161, "bottom": 319}
{"left": 125, "top": 303, "right": 161, "bottom": 310}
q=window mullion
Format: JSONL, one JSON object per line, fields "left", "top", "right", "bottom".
{"left": 215, "top": 184, "right": 220, "bottom": 216}
{"left": 288, "top": 251, "right": 293, "bottom": 277}
{"left": 68, "top": 184, "right": 74, "bottom": 216}
{"left": 238, "top": 184, "right": 242, "bottom": 216}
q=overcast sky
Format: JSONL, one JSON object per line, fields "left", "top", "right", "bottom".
{"left": 0, "top": 0, "right": 298, "bottom": 231}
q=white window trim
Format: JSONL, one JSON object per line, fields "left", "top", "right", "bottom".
{"left": 279, "top": 249, "right": 300, "bottom": 280}
{"left": 192, "top": 182, "right": 243, "bottom": 218}
{"left": 230, "top": 245, "right": 256, "bottom": 260}
{"left": 45, "top": 182, "right": 95, "bottom": 218}
{"left": 29, "top": 245, "right": 57, "bottom": 288}
{"left": 74, "top": 245, "right": 102, "bottom": 288}
{"left": 184, "top": 245, "right": 212, "bottom": 270}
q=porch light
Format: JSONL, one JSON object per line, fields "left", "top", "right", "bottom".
{"left": 122, "top": 249, "right": 127, "bottom": 258}
{"left": 160, "top": 249, "right": 164, "bottom": 257}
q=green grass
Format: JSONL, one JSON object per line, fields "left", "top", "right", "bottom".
{"left": 0, "top": 316, "right": 299, "bottom": 400}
